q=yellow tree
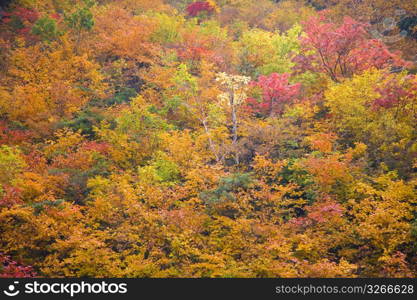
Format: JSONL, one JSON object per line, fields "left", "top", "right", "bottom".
{"left": 0, "top": 37, "right": 104, "bottom": 134}
{"left": 215, "top": 71, "right": 250, "bottom": 164}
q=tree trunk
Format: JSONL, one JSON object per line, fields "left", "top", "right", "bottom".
{"left": 202, "top": 118, "right": 221, "bottom": 163}
{"left": 269, "top": 97, "right": 274, "bottom": 117}
{"left": 230, "top": 91, "right": 239, "bottom": 164}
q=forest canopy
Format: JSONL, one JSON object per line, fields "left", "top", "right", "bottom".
{"left": 0, "top": 0, "right": 416, "bottom": 278}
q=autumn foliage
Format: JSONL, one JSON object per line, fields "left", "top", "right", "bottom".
{"left": 0, "top": 254, "right": 36, "bottom": 278}
{"left": 186, "top": 1, "right": 216, "bottom": 18}
{"left": 297, "top": 14, "right": 407, "bottom": 82}
{"left": 0, "top": 0, "right": 416, "bottom": 278}
{"left": 248, "top": 73, "right": 300, "bottom": 116}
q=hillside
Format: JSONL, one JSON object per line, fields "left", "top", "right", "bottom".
{"left": 0, "top": 0, "right": 416, "bottom": 278}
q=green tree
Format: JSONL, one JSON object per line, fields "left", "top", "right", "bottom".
{"left": 31, "top": 16, "right": 62, "bottom": 43}
{"left": 65, "top": 0, "right": 95, "bottom": 51}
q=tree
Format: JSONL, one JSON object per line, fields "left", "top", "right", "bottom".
{"left": 249, "top": 73, "right": 300, "bottom": 117}
{"left": 91, "top": 4, "right": 159, "bottom": 66}
{"left": 31, "top": 15, "right": 61, "bottom": 43}
{"left": 0, "top": 254, "right": 36, "bottom": 278}
{"left": 0, "top": 0, "right": 416, "bottom": 279}
{"left": 0, "top": 38, "right": 104, "bottom": 134}
{"left": 0, "top": 6, "right": 39, "bottom": 42}
{"left": 0, "top": 145, "right": 26, "bottom": 187}
{"left": 171, "top": 63, "right": 227, "bottom": 163}
{"left": 236, "top": 24, "right": 302, "bottom": 77}
{"left": 186, "top": 1, "right": 217, "bottom": 18}
{"left": 298, "top": 15, "right": 407, "bottom": 82}
{"left": 325, "top": 69, "right": 417, "bottom": 177}
{"left": 216, "top": 72, "right": 250, "bottom": 164}
{"left": 65, "top": 0, "right": 95, "bottom": 52}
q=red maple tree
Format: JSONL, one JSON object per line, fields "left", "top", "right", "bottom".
{"left": 247, "top": 73, "right": 300, "bottom": 116}
{"left": 297, "top": 14, "right": 407, "bottom": 82}
{"left": 186, "top": 1, "right": 215, "bottom": 18}
{"left": 0, "top": 254, "right": 37, "bottom": 278}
